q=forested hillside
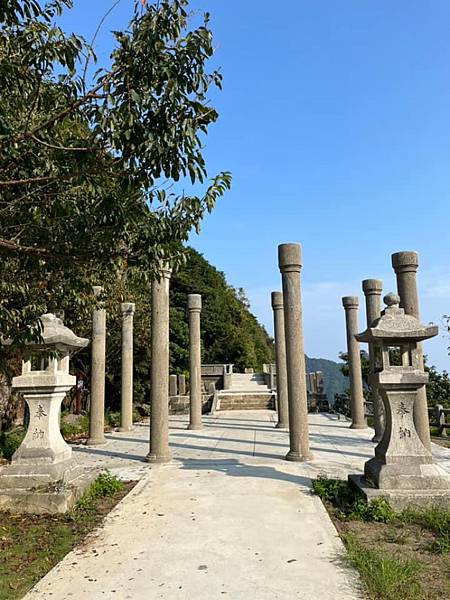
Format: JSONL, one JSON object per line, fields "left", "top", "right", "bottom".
{"left": 171, "top": 249, "right": 275, "bottom": 373}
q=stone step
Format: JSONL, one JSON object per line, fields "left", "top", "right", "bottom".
{"left": 217, "top": 392, "right": 275, "bottom": 411}
{"left": 230, "top": 387, "right": 268, "bottom": 391}
{"left": 229, "top": 374, "right": 269, "bottom": 393}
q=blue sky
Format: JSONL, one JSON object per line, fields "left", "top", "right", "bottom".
{"left": 61, "top": 1, "right": 450, "bottom": 370}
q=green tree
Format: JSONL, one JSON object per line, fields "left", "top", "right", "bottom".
{"left": 0, "top": 0, "right": 231, "bottom": 343}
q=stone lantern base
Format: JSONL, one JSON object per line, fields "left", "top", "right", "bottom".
{"left": 349, "top": 472, "right": 450, "bottom": 511}
{"left": 0, "top": 378, "right": 99, "bottom": 514}
{"left": 0, "top": 464, "right": 100, "bottom": 514}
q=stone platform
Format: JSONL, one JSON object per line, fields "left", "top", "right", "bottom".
{"left": 23, "top": 412, "right": 450, "bottom": 599}
{"left": 0, "top": 466, "right": 99, "bottom": 514}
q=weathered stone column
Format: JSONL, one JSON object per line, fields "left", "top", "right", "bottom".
{"left": 342, "top": 296, "right": 366, "bottom": 429}
{"left": 169, "top": 374, "right": 178, "bottom": 397}
{"left": 271, "top": 291, "right": 289, "bottom": 429}
{"left": 87, "top": 286, "right": 106, "bottom": 446}
{"left": 362, "top": 279, "right": 384, "bottom": 442}
{"left": 187, "top": 294, "right": 203, "bottom": 430}
{"left": 178, "top": 374, "right": 186, "bottom": 396}
{"left": 278, "top": 243, "right": 312, "bottom": 461}
{"left": 120, "top": 302, "right": 135, "bottom": 432}
{"left": 392, "top": 251, "right": 431, "bottom": 451}
{"left": 146, "top": 266, "right": 172, "bottom": 463}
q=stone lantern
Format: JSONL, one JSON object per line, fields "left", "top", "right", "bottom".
{"left": 350, "top": 293, "right": 450, "bottom": 509}
{"left": 0, "top": 312, "right": 92, "bottom": 513}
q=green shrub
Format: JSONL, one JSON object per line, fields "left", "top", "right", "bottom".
{"left": 105, "top": 410, "right": 121, "bottom": 428}
{"left": 72, "top": 472, "right": 124, "bottom": 519}
{"left": 312, "top": 477, "right": 394, "bottom": 523}
{"left": 348, "top": 497, "right": 395, "bottom": 524}
{"left": 343, "top": 533, "right": 423, "bottom": 600}
{"left": 135, "top": 404, "right": 150, "bottom": 417}
{"left": 60, "top": 414, "right": 89, "bottom": 439}
{"left": 311, "top": 475, "right": 351, "bottom": 503}
{"left": 0, "top": 427, "right": 26, "bottom": 460}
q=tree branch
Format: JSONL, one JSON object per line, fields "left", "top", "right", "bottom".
{"left": 31, "top": 134, "right": 92, "bottom": 152}
{"left": 0, "top": 167, "right": 124, "bottom": 189}
{"left": 0, "top": 173, "right": 78, "bottom": 188}
{"left": 0, "top": 238, "right": 77, "bottom": 261}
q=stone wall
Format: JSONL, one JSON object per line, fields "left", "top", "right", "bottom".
{"left": 169, "top": 394, "right": 214, "bottom": 415}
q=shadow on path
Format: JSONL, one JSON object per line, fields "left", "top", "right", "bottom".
{"left": 180, "top": 457, "right": 312, "bottom": 488}
{"left": 74, "top": 446, "right": 145, "bottom": 462}
{"left": 170, "top": 441, "right": 281, "bottom": 460}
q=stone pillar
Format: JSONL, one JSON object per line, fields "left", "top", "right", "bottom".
{"left": 362, "top": 279, "right": 384, "bottom": 442}
{"left": 146, "top": 266, "right": 172, "bottom": 464}
{"left": 87, "top": 286, "right": 106, "bottom": 446}
{"left": 278, "top": 243, "right": 312, "bottom": 461}
{"left": 223, "top": 365, "right": 232, "bottom": 390}
{"left": 120, "top": 302, "right": 135, "bottom": 432}
{"left": 392, "top": 251, "right": 431, "bottom": 451}
{"left": 187, "top": 294, "right": 203, "bottom": 430}
{"left": 271, "top": 292, "right": 289, "bottom": 429}
{"left": 342, "top": 296, "right": 366, "bottom": 429}
{"left": 178, "top": 374, "right": 186, "bottom": 396}
{"left": 169, "top": 374, "right": 178, "bottom": 397}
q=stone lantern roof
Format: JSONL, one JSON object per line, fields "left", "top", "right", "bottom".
{"left": 5, "top": 312, "right": 89, "bottom": 355}
{"left": 356, "top": 293, "right": 438, "bottom": 344}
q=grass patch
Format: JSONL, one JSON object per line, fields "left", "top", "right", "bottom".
{"left": 313, "top": 476, "right": 450, "bottom": 600}
{"left": 343, "top": 533, "right": 423, "bottom": 600}
{"left": 400, "top": 505, "right": 450, "bottom": 554}
{"left": 0, "top": 473, "right": 133, "bottom": 600}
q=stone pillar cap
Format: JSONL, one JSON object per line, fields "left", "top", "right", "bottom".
{"left": 271, "top": 291, "right": 283, "bottom": 309}
{"left": 342, "top": 296, "right": 359, "bottom": 309}
{"left": 278, "top": 243, "right": 302, "bottom": 272}
{"left": 391, "top": 251, "right": 419, "bottom": 272}
{"left": 121, "top": 302, "right": 135, "bottom": 314}
{"left": 188, "top": 294, "right": 202, "bottom": 311}
{"left": 362, "top": 279, "right": 383, "bottom": 294}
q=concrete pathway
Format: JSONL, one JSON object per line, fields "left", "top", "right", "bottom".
{"left": 24, "top": 412, "right": 450, "bottom": 599}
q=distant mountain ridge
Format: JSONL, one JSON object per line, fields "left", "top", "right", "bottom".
{"left": 305, "top": 356, "right": 347, "bottom": 404}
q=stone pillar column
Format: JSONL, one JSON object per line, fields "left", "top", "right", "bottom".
{"left": 169, "top": 374, "right": 178, "bottom": 397}
{"left": 187, "top": 294, "right": 203, "bottom": 430}
{"left": 146, "top": 266, "right": 172, "bottom": 463}
{"left": 178, "top": 375, "right": 186, "bottom": 396}
{"left": 278, "top": 243, "right": 312, "bottom": 461}
{"left": 392, "top": 251, "right": 431, "bottom": 451}
{"left": 120, "top": 302, "right": 135, "bottom": 432}
{"left": 342, "top": 296, "right": 366, "bottom": 429}
{"left": 271, "top": 292, "right": 289, "bottom": 429}
{"left": 87, "top": 286, "right": 107, "bottom": 446}
{"left": 362, "top": 279, "right": 384, "bottom": 442}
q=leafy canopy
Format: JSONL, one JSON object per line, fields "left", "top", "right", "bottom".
{"left": 0, "top": 0, "right": 231, "bottom": 341}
